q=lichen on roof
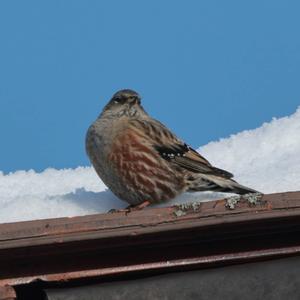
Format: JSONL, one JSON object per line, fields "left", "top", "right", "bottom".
{"left": 225, "top": 193, "right": 264, "bottom": 210}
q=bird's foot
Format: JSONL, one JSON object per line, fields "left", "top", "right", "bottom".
{"left": 107, "top": 200, "right": 151, "bottom": 214}
{"left": 107, "top": 208, "right": 129, "bottom": 214}
{"left": 126, "top": 200, "right": 151, "bottom": 211}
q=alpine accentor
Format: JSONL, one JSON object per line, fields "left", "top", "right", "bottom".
{"left": 86, "top": 89, "right": 258, "bottom": 209}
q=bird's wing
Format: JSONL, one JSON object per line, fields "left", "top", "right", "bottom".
{"left": 129, "top": 118, "right": 233, "bottom": 179}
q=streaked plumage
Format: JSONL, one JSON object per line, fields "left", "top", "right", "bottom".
{"left": 86, "top": 89, "right": 258, "bottom": 208}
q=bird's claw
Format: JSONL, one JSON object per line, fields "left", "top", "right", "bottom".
{"left": 107, "top": 200, "right": 151, "bottom": 214}
{"left": 107, "top": 208, "right": 130, "bottom": 214}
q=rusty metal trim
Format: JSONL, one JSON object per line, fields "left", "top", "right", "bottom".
{"left": 1, "top": 191, "right": 300, "bottom": 248}
{"left": 0, "top": 285, "right": 16, "bottom": 300}
{"left": 2, "top": 244, "right": 300, "bottom": 287}
{"left": 1, "top": 191, "right": 300, "bottom": 287}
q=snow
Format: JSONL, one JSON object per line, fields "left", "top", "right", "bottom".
{"left": 1, "top": 108, "right": 300, "bottom": 224}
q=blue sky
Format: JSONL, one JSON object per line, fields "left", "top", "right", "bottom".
{"left": 0, "top": 1, "right": 299, "bottom": 173}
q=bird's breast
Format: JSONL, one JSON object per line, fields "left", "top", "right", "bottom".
{"left": 107, "top": 128, "right": 185, "bottom": 203}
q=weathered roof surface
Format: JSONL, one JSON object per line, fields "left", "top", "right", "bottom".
{"left": 0, "top": 191, "right": 300, "bottom": 290}
{"left": 45, "top": 256, "right": 300, "bottom": 300}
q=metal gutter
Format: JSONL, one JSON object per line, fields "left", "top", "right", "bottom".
{"left": 1, "top": 191, "right": 300, "bottom": 298}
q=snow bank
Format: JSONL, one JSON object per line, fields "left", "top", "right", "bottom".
{"left": 1, "top": 108, "right": 300, "bottom": 223}
{"left": 199, "top": 107, "right": 300, "bottom": 194}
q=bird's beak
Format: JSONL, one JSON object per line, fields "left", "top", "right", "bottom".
{"left": 128, "top": 96, "right": 141, "bottom": 105}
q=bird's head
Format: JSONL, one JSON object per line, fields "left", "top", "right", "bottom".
{"left": 101, "top": 89, "right": 146, "bottom": 118}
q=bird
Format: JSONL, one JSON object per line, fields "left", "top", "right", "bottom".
{"left": 86, "top": 89, "right": 258, "bottom": 210}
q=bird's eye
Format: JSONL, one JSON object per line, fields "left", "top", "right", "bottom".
{"left": 113, "top": 97, "right": 122, "bottom": 104}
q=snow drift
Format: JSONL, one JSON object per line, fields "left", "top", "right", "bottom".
{"left": 1, "top": 108, "right": 300, "bottom": 223}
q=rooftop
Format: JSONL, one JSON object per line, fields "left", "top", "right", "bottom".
{"left": 1, "top": 191, "right": 300, "bottom": 299}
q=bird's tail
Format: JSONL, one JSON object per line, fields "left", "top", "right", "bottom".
{"left": 188, "top": 174, "right": 259, "bottom": 195}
